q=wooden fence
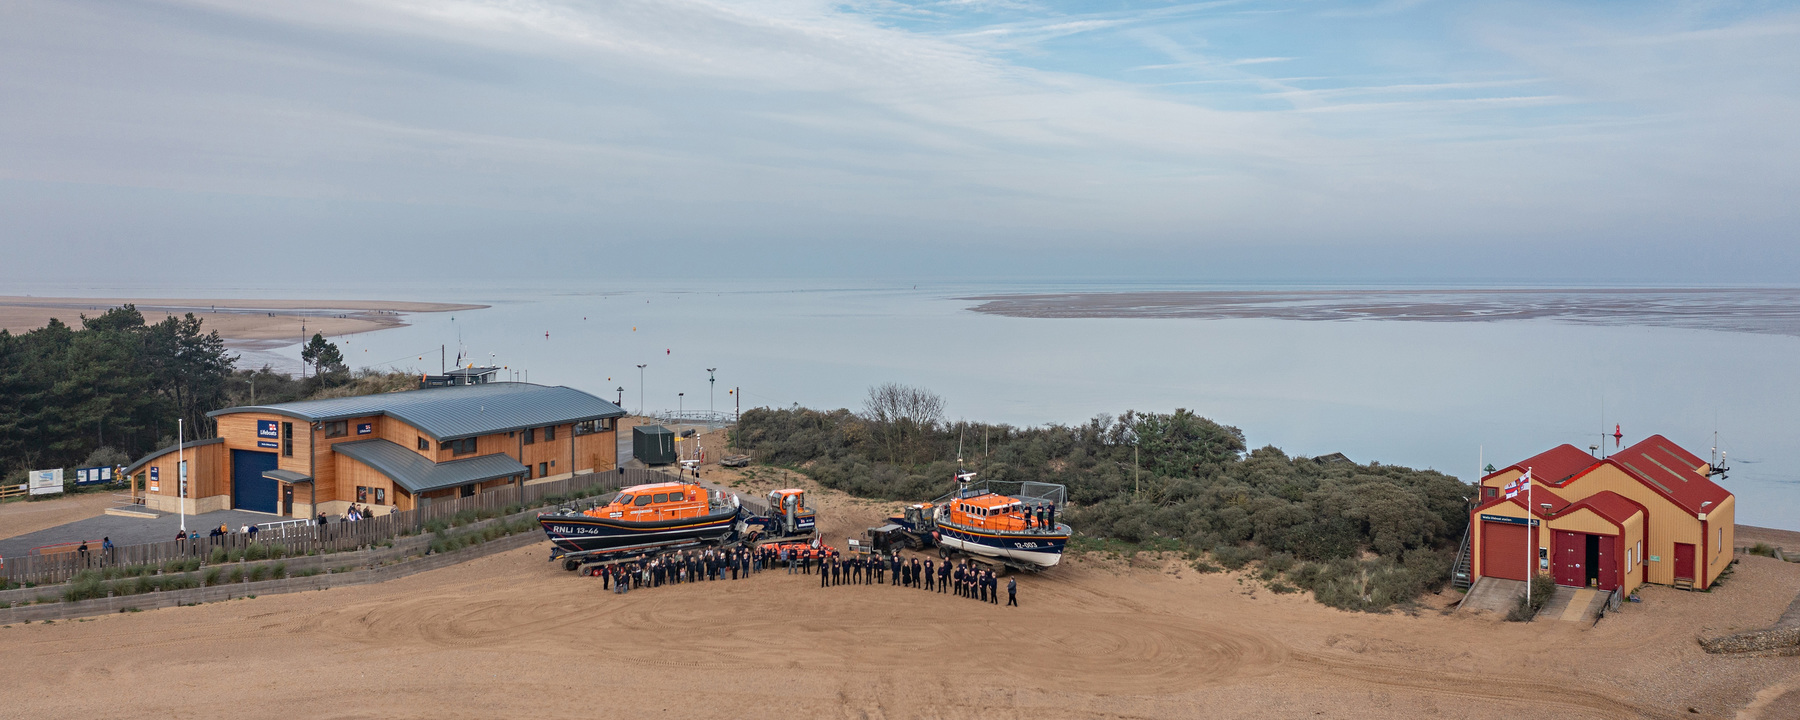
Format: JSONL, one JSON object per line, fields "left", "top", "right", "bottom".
{"left": 3, "top": 468, "right": 702, "bottom": 586}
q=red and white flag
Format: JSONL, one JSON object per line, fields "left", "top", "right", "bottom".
{"left": 1504, "top": 469, "right": 1533, "bottom": 499}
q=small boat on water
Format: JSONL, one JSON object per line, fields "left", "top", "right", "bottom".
{"left": 538, "top": 481, "right": 741, "bottom": 556}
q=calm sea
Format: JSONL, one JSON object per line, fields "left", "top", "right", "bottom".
{"left": 45, "top": 280, "right": 1800, "bottom": 530}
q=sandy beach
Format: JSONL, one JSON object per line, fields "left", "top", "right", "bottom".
{"left": 0, "top": 297, "right": 485, "bottom": 343}
{"left": 3, "top": 469, "right": 1796, "bottom": 719}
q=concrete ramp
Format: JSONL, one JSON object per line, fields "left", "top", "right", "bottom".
{"left": 1460, "top": 577, "right": 1527, "bottom": 615}
{"left": 1536, "top": 586, "right": 1605, "bottom": 623}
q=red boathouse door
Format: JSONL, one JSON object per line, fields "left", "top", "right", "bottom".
{"left": 1482, "top": 521, "right": 1533, "bottom": 582}
{"left": 1674, "top": 543, "right": 1697, "bottom": 582}
{"left": 1554, "top": 531, "right": 1583, "bottom": 587}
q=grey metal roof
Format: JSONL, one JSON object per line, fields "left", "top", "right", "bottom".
{"left": 263, "top": 469, "right": 312, "bottom": 484}
{"left": 208, "top": 382, "right": 625, "bottom": 441}
{"left": 124, "top": 437, "right": 224, "bottom": 474}
{"left": 331, "top": 439, "right": 527, "bottom": 495}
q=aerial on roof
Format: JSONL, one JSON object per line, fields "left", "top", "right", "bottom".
{"left": 1596, "top": 435, "right": 1729, "bottom": 516}
{"left": 208, "top": 382, "right": 625, "bottom": 441}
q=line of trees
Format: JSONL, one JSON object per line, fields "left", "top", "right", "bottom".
{"left": 731, "top": 383, "right": 1475, "bottom": 611}
{"left": 0, "top": 306, "right": 410, "bottom": 487}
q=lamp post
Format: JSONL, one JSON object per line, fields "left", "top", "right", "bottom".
{"left": 616, "top": 386, "right": 625, "bottom": 406}
{"left": 707, "top": 368, "right": 716, "bottom": 421}
{"left": 678, "top": 392, "right": 685, "bottom": 422}
{"left": 636, "top": 364, "right": 647, "bottom": 417}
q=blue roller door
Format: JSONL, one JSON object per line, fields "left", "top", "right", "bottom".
{"left": 232, "top": 449, "right": 280, "bottom": 514}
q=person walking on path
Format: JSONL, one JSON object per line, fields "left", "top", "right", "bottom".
{"left": 1007, "top": 577, "right": 1018, "bottom": 606}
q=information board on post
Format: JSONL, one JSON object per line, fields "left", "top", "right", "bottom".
{"left": 28, "top": 468, "right": 64, "bottom": 495}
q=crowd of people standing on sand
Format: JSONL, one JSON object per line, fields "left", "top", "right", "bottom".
{"left": 597, "top": 542, "right": 1019, "bottom": 607}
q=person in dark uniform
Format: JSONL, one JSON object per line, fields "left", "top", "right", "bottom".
{"left": 1007, "top": 576, "right": 1018, "bottom": 606}
{"left": 923, "top": 560, "right": 934, "bottom": 591}
{"left": 938, "top": 561, "right": 949, "bottom": 593}
{"left": 821, "top": 557, "right": 829, "bottom": 588}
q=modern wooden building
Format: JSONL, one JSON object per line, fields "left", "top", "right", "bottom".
{"left": 123, "top": 383, "right": 626, "bottom": 519}
{"left": 1470, "top": 435, "right": 1733, "bottom": 592}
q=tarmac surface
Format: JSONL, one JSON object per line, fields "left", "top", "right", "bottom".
{"left": 0, "top": 508, "right": 283, "bottom": 559}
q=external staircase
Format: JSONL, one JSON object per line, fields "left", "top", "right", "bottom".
{"left": 1451, "top": 523, "right": 1473, "bottom": 591}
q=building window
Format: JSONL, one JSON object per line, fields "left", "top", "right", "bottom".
{"left": 324, "top": 421, "right": 349, "bottom": 438}
{"left": 543, "top": 425, "right": 556, "bottom": 441}
{"left": 417, "top": 436, "right": 429, "bottom": 451}
{"left": 441, "top": 437, "right": 477, "bottom": 456}
{"left": 282, "top": 422, "right": 294, "bottom": 457}
{"left": 574, "top": 418, "right": 613, "bottom": 436}
{"left": 539, "top": 461, "right": 548, "bottom": 477}
{"left": 1485, "top": 487, "right": 1496, "bottom": 498}
{"left": 522, "top": 428, "right": 536, "bottom": 445}
{"left": 525, "top": 465, "right": 533, "bottom": 480}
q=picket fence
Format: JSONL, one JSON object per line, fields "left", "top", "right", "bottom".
{"left": 2, "top": 467, "right": 714, "bottom": 586}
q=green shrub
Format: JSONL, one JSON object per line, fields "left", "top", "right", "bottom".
{"left": 1212, "top": 544, "right": 1262, "bottom": 571}
{"left": 63, "top": 572, "right": 105, "bottom": 602}
{"left": 1263, "top": 552, "right": 1295, "bottom": 573}
{"left": 245, "top": 543, "right": 268, "bottom": 561}
{"left": 296, "top": 568, "right": 320, "bottom": 578}
{"left": 1748, "top": 542, "right": 1777, "bottom": 558}
{"left": 209, "top": 546, "right": 227, "bottom": 564}
{"left": 248, "top": 565, "right": 269, "bottom": 582}
{"left": 1190, "top": 559, "right": 1224, "bottom": 573}
{"left": 1506, "top": 575, "right": 1558, "bottom": 622}
{"left": 1285, "top": 549, "right": 1454, "bottom": 612}
{"left": 226, "top": 567, "right": 243, "bottom": 584}
{"left": 204, "top": 568, "right": 222, "bottom": 585}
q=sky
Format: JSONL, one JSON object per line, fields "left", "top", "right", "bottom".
{"left": 1, "top": 0, "right": 1797, "bottom": 286}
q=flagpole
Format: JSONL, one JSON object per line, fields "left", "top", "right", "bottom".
{"left": 178, "top": 418, "right": 186, "bottom": 533}
{"left": 1525, "top": 466, "right": 1532, "bottom": 601}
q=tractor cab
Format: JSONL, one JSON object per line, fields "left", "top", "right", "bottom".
{"left": 765, "top": 488, "right": 815, "bottom": 538}
{"left": 890, "top": 502, "right": 936, "bottom": 533}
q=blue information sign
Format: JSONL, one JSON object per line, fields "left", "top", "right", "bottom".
{"left": 258, "top": 420, "right": 280, "bottom": 439}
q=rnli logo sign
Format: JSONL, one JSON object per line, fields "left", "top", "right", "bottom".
{"left": 357, "top": 423, "right": 373, "bottom": 435}
{"left": 258, "top": 420, "right": 279, "bottom": 439}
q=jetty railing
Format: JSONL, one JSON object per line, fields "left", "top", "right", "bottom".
{"left": 2, "top": 467, "right": 691, "bottom": 587}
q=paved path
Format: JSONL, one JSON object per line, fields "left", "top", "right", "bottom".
{"left": 0, "top": 509, "right": 287, "bottom": 559}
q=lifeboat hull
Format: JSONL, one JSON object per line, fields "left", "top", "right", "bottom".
{"left": 538, "top": 508, "right": 740, "bottom": 555}
{"left": 936, "top": 523, "right": 1068, "bottom": 568}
